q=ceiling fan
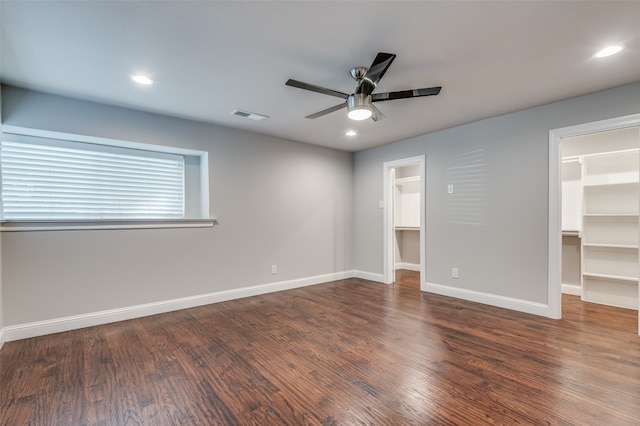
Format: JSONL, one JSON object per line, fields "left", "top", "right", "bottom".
{"left": 286, "top": 52, "right": 441, "bottom": 122}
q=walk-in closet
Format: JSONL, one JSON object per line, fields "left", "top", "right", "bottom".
{"left": 562, "top": 126, "right": 640, "bottom": 309}
{"left": 394, "top": 165, "right": 421, "bottom": 272}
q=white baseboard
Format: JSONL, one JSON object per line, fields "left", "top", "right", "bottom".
{"left": 562, "top": 283, "right": 581, "bottom": 296}
{"left": 423, "top": 282, "right": 553, "bottom": 318}
{"left": 395, "top": 262, "right": 420, "bottom": 272}
{"left": 1, "top": 273, "right": 560, "bottom": 345}
{"left": 353, "top": 270, "right": 385, "bottom": 283}
{"left": 3, "top": 271, "right": 354, "bottom": 343}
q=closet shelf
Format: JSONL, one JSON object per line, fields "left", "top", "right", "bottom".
{"left": 562, "top": 229, "right": 580, "bottom": 237}
{"left": 395, "top": 176, "right": 420, "bottom": 185}
{"left": 583, "top": 180, "right": 639, "bottom": 188}
{"left": 395, "top": 226, "right": 419, "bottom": 231}
{"left": 583, "top": 243, "right": 638, "bottom": 250}
{"left": 562, "top": 156, "right": 581, "bottom": 164}
{"left": 582, "top": 272, "right": 638, "bottom": 283}
{"left": 582, "top": 148, "right": 639, "bottom": 159}
{"left": 583, "top": 213, "right": 639, "bottom": 218}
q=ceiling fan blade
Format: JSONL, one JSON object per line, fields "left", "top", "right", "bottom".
{"left": 356, "top": 52, "right": 396, "bottom": 96}
{"left": 371, "top": 104, "right": 385, "bottom": 122}
{"left": 286, "top": 79, "right": 349, "bottom": 99}
{"left": 305, "top": 102, "right": 347, "bottom": 119}
{"left": 372, "top": 86, "right": 442, "bottom": 102}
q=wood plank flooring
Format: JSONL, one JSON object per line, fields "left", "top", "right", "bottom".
{"left": 1, "top": 270, "right": 639, "bottom": 425}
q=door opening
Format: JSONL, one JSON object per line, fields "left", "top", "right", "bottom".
{"left": 383, "top": 156, "right": 426, "bottom": 287}
{"left": 550, "top": 114, "right": 640, "bottom": 335}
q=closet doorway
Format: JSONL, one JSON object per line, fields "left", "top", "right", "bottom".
{"left": 550, "top": 114, "right": 640, "bottom": 335}
{"left": 383, "top": 156, "right": 426, "bottom": 287}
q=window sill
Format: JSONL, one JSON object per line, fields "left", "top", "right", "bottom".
{"left": 0, "top": 218, "right": 218, "bottom": 232}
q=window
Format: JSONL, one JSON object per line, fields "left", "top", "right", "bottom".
{"left": 0, "top": 126, "right": 211, "bottom": 229}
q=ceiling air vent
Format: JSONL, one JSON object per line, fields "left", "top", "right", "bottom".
{"left": 230, "top": 109, "right": 269, "bottom": 121}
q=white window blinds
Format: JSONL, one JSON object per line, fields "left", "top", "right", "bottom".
{"left": 1, "top": 132, "right": 185, "bottom": 220}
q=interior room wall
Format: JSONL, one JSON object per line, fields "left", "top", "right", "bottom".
{"left": 354, "top": 82, "right": 640, "bottom": 308}
{"left": 0, "top": 85, "right": 354, "bottom": 328}
{"left": 399, "top": 230, "right": 420, "bottom": 265}
{"left": 561, "top": 235, "right": 581, "bottom": 290}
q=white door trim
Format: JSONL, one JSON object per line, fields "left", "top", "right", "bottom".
{"left": 548, "top": 113, "right": 640, "bottom": 332}
{"left": 383, "top": 155, "right": 426, "bottom": 286}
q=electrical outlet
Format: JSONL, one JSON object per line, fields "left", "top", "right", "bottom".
{"left": 271, "top": 264, "right": 277, "bottom": 275}
{"left": 448, "top": 184, "right": 454, "bottom": 194}
{"left": 452, "top": 267, "right": 459, "bottom": 279}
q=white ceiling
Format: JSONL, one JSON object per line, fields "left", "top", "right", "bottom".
{"left": 1, "top": 1, "right": 640, "bottom": 152}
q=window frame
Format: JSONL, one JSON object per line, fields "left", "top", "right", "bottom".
{"left": 0, "top": 126, "right": 214, "bottom": 231}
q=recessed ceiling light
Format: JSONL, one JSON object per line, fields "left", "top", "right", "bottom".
{"left": 593, "top": 45, "right": 623, "bottom": 58}
{"left": 131, "top": 74, "right": 154, "bottom": 85}
{"left": 346, "top": 131, "right": 357, "bottom": 136}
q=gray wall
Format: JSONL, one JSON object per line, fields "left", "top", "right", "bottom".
{"left": 3, "top": 81, "right": 640, "bottom": 329}
{"left": 354, "top": 82, "right": 640, "bottom": 304}
{"left": 1, "top": 86, "right": 354, "bottom": 325}
{"left": 0, "top": 85, "right": 4, "bottom": 342}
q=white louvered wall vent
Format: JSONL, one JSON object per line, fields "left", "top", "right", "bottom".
{"left": 230, "top": 110, "right": 269, "bottom": 121}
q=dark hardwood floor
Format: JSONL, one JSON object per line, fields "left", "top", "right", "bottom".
{"left": 1, "top": 270, "right": 639, "bottom": 425}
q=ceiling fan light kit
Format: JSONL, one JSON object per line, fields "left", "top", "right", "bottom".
{"left": 347, "top": 94, "right": 373, "bottom": 120}
{"left": 286, "top": 52, "right": 442, "bottom": 122}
